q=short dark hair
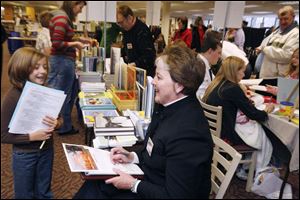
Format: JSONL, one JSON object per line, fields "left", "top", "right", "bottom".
{"left": 117, "top": 5, "right": 134, "bottom": 18}
{"left": 201, "top": 30, "right": 222, "bottom": 53}
{"left": 177, "top": 16, "right": 188, "bottom": 30}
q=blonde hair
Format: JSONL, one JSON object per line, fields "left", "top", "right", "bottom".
{"left": 202, "top": 56, "right": 245, "bottom": 102}
{"left": 8, "top": 47, "right": 48, "bottom": 89}
{"left": 278, "top": 6, "right": 295, "bottom": 17}
{"left": 286, "top": 48, "right": 299, "bottom": 77}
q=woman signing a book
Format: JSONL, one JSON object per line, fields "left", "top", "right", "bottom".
{"left": 1, "top": 47, "right": 63, "bottom": 199}
{"left": 74, "top": 45, "right": 213, "bottom": 199}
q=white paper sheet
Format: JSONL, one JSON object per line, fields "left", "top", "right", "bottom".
{"left": 249, "top": 85, "right": 267, "bottom": 92}
{"left": 9, "top": 81, "right": 66, "bottom": 134}
{"left": 240, "top": 79, "right": 263, "bottom": 86}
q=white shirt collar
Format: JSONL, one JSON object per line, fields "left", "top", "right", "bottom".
{"left": 163, "top": 95, "right": 188, "bottom": 107}
{"left": 198, "top": 54, "right": 210, "bottom": 68}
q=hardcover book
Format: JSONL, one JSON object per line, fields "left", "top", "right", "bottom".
{"left": 62, "top": 143, "right": 143, "bottom": 179}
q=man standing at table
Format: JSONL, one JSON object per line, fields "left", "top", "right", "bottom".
{"left": 256, "top": 6, "right": 299, "bottom": 78}
{"left": 116, "top": 5, "right": 156, "bottom": 77}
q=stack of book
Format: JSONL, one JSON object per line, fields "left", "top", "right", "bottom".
{"left": 80, "top": 82, "right": 106, "bottom": 93}
{"left": 82, "top": 110, "right": 119, "bottom": 127}
{"left": 94, "top": 116, "right": 135, "bottom": 137}
{"left": 77, "top": 71, "right": 103, "bottom": 86}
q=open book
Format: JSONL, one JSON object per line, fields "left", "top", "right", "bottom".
{"left": 62, "top": 143, "right": 144, "bottom": 179}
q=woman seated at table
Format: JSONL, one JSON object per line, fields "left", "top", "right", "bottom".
{"left": 266, "top": 48, "right": 299, "bottom": 96}
{"left": 74, "top": 45, "right": 213, "bottom": 199}
{"left": 202, "top": 56, "right": 275, "bottom": 175}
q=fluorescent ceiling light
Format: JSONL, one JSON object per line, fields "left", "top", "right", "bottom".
{"left": 189, "top": 10, "right": 202, "bottom": 12}
{"left": 279, "top": 1, "right": 299, "bottom": 5}
{"left": 174, "top": 11, "right": 185, "bottom": 13}
{"left": 184, "top": 1, "right": 207, "bottom": 3}
{"left": 245, "top": 5, "right": 259, "bottom": 8}
{"left": 252, "top": 11, "right": 274, "bottom": 14}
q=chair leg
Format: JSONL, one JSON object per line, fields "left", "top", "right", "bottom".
{"left": 246, "top": 152, "right": 257, "bottom": 192}
{"left": 279, "top": 166, "right": 290, "bottom": 199}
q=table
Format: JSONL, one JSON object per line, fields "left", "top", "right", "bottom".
{"left": 8, "top": 36, "right": 37, "bottom": 41}
{"left": 264, "top": 113, "right": 299, "bottom": 171}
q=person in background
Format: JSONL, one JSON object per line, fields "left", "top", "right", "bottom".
{"left": 242, "top": 20, "right": 248, "bottom": 28}
{"left": 234, "top": 27, "right": 245, "bottom": 50}
{"left": 256, "top": 6, "right": 299, "bottom": 78}
{"left": 116, "top": 5, "right": 156, "bottom": 77}
{"left": 1, "top": 47, "right": 63, "bottom": 199}
{"left": 196, "top": 30, "right": 222, "bottom": 99}
{"left": 266, "top": 48, "right": 299, "bottom": 95}
{"left": 191, "top": 16, "right": 207, "bottom": 53}
{"left": 171, "top": 16, "right": 192, "bottom": 48}
{"left": 48, "top": 1, "right": 93, "bottom": 135}
{"left": 74, "top": 45, "right": 213, "bottom": 199}
{"left": 35, "top": 11, "right": 53, "bottom": 56}
{"left": 202, "top": 56, "right": 274, "bottom": 146}
{"left": 150, "top": 26, "right": 166, "bottom": 54}
{"left": 225, "top": 26, "right": 245, "bottom": 50}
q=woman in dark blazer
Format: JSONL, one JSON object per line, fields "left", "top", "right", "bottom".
{"left": 74, "top": 45, "right": 213, "bottom": 199}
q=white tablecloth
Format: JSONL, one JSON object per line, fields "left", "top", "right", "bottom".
{"left": 265, "top": 113, "right": 299, "bottom": 171}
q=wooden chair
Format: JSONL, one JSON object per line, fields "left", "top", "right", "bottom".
{"left": 200, "top": 100, "right": 258, "bottom": 192}
{"left": 211, "top": 134, "right": 242, "bottom": 199}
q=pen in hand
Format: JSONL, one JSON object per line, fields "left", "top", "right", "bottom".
{"left": 39, "top": 140, "right": 46, "bottom": 149}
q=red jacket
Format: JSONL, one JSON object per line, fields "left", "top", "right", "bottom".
{"left": 172, "top": 29, "right": 192, "bottom": 48}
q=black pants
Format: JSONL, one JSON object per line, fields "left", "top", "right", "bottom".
{"left": 73, "top": 180, "right": 139, "bottom": 199}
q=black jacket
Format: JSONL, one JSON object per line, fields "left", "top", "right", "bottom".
{"left": 191, "top": 25, "right": 207, "bottom": 53}
{"left": 122, "top": 19, "right": 156, "bottom": 77}
{"left": 136, "top": 95, "right": 213, "bottom": 198}
{"left": 206, "top": 80, "right": 268, "bottom": 145}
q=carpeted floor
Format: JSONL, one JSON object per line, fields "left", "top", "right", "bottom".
{"left": 1, "top": 41, "right": 299, "bottom": 199}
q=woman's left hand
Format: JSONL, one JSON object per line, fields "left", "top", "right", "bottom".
{"left": 105, "top": 169, "right": 136, "bottom": 190}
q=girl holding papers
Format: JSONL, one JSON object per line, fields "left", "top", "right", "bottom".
{"left": 1, "top": 47, "right": 62, "bottom": 198}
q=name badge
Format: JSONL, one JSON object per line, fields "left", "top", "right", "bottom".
{"left": 146, "top": 137, "right": 154, "bottom": 157}
{"left": 127, "top": 43, "right": 133, "bottom": 49}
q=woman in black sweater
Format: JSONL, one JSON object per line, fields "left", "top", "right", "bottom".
{"left": 202, "top": 56, "right": 274, "bottom": 145}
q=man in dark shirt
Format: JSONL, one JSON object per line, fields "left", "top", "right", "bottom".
{"left": 116, "top": 5, "right": 156, "bottom": 77}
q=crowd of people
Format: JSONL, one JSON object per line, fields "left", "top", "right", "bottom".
{"left": 1, "top": 1, "right": 299, "bottom": 199}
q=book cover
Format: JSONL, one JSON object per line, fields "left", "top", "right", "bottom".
{"left": 82, "top": 97, "right": 114, "bottom": 107}
{"left": 127, "top": 65, "right": 136, "bottom": 91}
{"left": 94, "top": 116, "right": 134, "bottom": 132}
{"left": 62, "top": 143, "right": 144, "bottom": 178}
{"left": 82, "top": 110, "right": 119, "bottom": 126}
{"left": 114, "top": 91, "right": 136, "bottom": 100}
